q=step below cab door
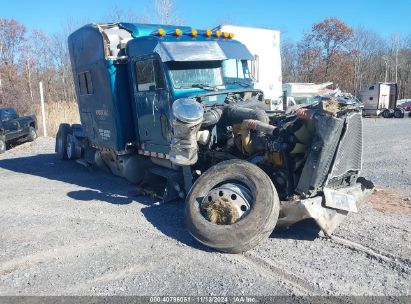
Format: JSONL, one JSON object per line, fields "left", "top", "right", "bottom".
{"left": 132, "top": 56, "right": 171, "bottom": 152}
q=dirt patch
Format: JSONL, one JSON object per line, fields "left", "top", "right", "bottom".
{"left": 368, "top": 188, "right": 411, "bottom": 214}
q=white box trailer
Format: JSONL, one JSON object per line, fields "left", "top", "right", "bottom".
{"left": 217, "top": 25, "right": 282, "bottom": 110}
{"left": 359, "top": 83, "right": 403, "bottom": 118}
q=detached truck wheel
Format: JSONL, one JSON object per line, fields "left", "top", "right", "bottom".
{"left": 55, "top": 123, "right": 70, "bottom": 160}
{"left": 185, "top": 159, "right": 280, "bottom": 253}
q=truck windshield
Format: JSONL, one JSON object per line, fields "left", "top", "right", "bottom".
{"left": 167, "top": 61, "right": 224, "bottom": 90}
{"left": 222, "top": 59, "right": 252, "bottom": 85}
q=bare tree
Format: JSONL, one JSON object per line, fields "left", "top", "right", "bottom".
{"left": 281, "top": 38, "right": 298, "bottom": 82}
{"left": 280, "top": 17, "right": 411, "bottom": 96}
{"left": 0, "top": 19, "right": 27, "bottom": 106}
{"left": 351, "top": 27, "right": 384, "bottom": 94}
{"left": 154, "top": 0, "right": 182, "bottom": 25}
{"left": 309, "top": 17, "right": 353, "bottom": 78}
{"left": 388, "top": 34, "right": 402, "bottom": 84}
{"left": 104, "top": 5, "right": 142, "bottom": 23}
{"left": 296, "top": 34, "right": 323, "bottom": 82}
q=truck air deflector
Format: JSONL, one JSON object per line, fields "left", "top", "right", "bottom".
{"left": 154, "top": 41, "right": 253, "bottom": 62}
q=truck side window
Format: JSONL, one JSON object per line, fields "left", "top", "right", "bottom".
{"left": 135, "top": 59, "right": 165, "bottom": 91}
{"left": 154, "top": 60, "right": 165, "bottom": 89}
{"left": 78, "top": 71, "right": 93, "bottom": 95}
{"left": 223, "top": 59, "right": 245, "bottom": 79}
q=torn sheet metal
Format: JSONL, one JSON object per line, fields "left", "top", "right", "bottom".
{"left": 277, "top": 183, "right": 371, "bottom": 236}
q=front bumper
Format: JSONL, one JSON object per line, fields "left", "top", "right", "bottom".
{"left": 277, "top": 182, "right": 373, "bottom": 236}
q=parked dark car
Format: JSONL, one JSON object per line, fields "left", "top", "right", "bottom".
{"left": 0, "top": 107, "right": 37, "bottom": 153}
{"left": 399, "top": 101, "right": 411, "bottom": 111}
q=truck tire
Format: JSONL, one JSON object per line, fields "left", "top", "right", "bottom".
{"left": 71, "top": 124, "right": 82, "bottom": 132}
{"left": 55, "top": 123, "right": 70, "bottom": 160}
{"left": 27, "top": 126, "right": 37, "bottom": 142}
{"left": 0, "top": 135, "right": 6, "bottom": 154}
{"left": 185, "top": 159, "right": 280, "bottom": 253}
{"left": 394, "top": 108, "right": 404, "bottom": 118}
{"left": 66, "top": 133, "right": 76, "bottom": 160}
{"left": 382, "top": 109, "right": 391, "bottom": 118}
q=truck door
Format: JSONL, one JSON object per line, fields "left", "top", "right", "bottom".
{"left": 0, "top": 108, "right": 20, "bottom": 140}
{"left": 133, "top": 57, "right": 170, "bottom": 151}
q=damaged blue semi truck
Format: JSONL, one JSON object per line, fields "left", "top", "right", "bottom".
{"left": 56, "top": 23, "right": 371, "bottom": 253}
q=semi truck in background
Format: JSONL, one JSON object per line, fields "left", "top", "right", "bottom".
{"left": 216, "top": 25, "right": 283, "bottom": 111}
{"left": 359, "top": 82, "right": 405, "bottom": 118}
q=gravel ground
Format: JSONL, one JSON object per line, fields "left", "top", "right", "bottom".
{"left": 361, "top": 118, "right": 411, "bottom": 197}
{"left": 0, "top": 118, "right": 410, "bottom": 296}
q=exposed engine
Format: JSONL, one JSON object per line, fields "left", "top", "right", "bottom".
{"left": 172, "top": 93, "right": 363, "bottom": 201}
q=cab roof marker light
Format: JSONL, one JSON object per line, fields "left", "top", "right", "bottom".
{"left": 153, "top": 28, "right": 165, "bottom": 36}
{"left": 205, "top": 29, "right": 212, "bottom": 37}
{"left": 229, "top": 32, "right": 235, "bottom": 39}
{"left": 215, "top": 30, "right": 222, "bottom": 38}
{"left": 175, "top": 28, "right": 182, "bottom": 36}
{"left": 223, "top": 32, "right": 229, "bottom": 38}
{"left": 190, "top": 29, "right": 198, "bottom": 37}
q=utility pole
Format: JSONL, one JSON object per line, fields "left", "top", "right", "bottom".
{"left": 39, "top": 82, "right": 47, "bottom": 137}
{"left": 395, "top": 43, "right": 399, "bottom": 84}
{"left": 385, "top": 60, "right": 388, "bottom": 83}
{"left": 382, "top": 56, "right": 389, "bottom": 83}
{"left": 393, "top": 34, "right": 400, "bottom": 84}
